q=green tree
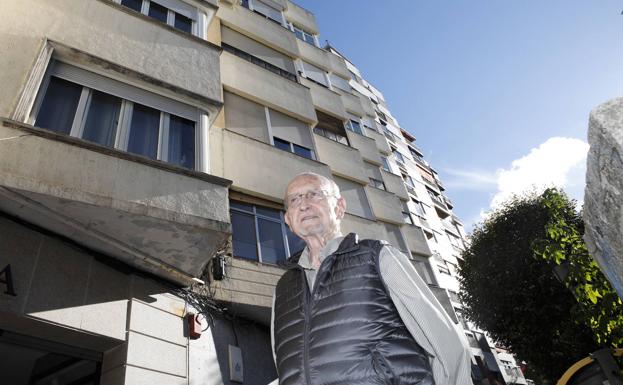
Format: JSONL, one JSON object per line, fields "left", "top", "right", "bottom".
{"left": 458, "top": 189, "right": 622, "bottom": 383}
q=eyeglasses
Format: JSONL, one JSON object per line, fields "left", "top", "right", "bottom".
{"left": 286, "top": 189, "right": 333, "bottom": 209}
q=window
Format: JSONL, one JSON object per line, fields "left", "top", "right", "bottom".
{"left": 291, "top": 24, "right": 316, "bottom": 46}
{"left": 411, "top": 198, "right": 427, "bottom": 218}
{"left": 34, "top": 63, "right": 199, "bottom": 170}
{"left": 273, "top": 137, "right": 315, "bottom": 160}
{"left": 394, "top": 150, "right": 406, "bottom": 167}
{"left": 329, "top": 73, "right": 351, "bottom": 93}
{"left": 381, "top": 156, "right": 391, "bottom": 172}
{"left": 118, "top": 0, "right": 197, "bottom": 35}
{"left": 222, "top": 43, "right": 297, "bottom": 83}
{"left": 301, "top": 61, "right": 329, "bottom": 87}
{"left": 334, "top": 176, "right": 373, "bottom": 220}
{"left": 221, "top": 26, "right": 297, "bottom": 82}
{"left": 314, "top": 127, "right": 348, "bottom": 146}
{"left": 246, "top": 0, "right": 284, "bottom": 25}
{"left": 437, "top": 261, "right": 451, "bottom": 275}
{"left": 402, "top": 210, "right": 414, "bottom": 225}
{"left": 412, "top": 255, "right": 436, "bottom": 285}
{"left": 345, "top": 118, "right": 363, "bottom": 135}
{"left": 230, "top": 201, "right": 304, "bottom": 265}
{"left": 369, "top": 178, "right": 386, "bottom": 191}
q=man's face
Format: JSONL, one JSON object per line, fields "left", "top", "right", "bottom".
{"left": 284, "top": 176, "right": 346, "bottom": 239}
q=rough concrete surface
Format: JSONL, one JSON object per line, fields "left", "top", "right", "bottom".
{"left": 584, "top": 97, "right": 623, "bottom": 299}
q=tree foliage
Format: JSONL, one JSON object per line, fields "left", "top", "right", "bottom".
{"left": 457, "top": 189, "right": 622, "bottom": 383}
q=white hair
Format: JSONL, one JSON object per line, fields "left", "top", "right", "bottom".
{"left": 285, "top": 172, "right": 341, "bottom": 200}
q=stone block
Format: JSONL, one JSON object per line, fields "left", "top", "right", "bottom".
{"left": 126, "top": 331, "right": 187, "bottom": 377}
{"left": 129, "top": 300, "right": 186, "bottom": 345}
{"left": 584, "top": 97, "right": 623, "bottom": 299}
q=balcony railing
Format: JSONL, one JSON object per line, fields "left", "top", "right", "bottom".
{"left": 429, "top": 192, "right": 448, "bottom": 209}
{"left": 222, "top": 43, "right": 297, "bottom": 83}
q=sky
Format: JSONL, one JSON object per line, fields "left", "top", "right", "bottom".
{"left": 294, "top": 0, "right": 623, "bottom": 231}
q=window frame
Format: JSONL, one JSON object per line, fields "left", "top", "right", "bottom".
{"left": 116, "top": 0, "right": 199, "bottom": 36}
{"left": 369, "top": 177, "right": 386, "bottom": 191}
{"left": 289, "top": 23, "right": 318, "bottom": 46}
{"left": 230, "top": 201, "right": 302, "bottom": 265}
{"left": 272, "top": 136, "right": 315, "bottom": 160}
{"left": 313, "top": 126, "right": 350, "bottom": 146}
{"left": 31, "top": 61, "right": 202, "bottom": 171}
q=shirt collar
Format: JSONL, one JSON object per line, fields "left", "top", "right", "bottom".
{"left": 298, "top": 233, "right": 344, "bottom": 270}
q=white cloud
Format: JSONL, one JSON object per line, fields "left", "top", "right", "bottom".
{"left": 451, "top": 137, "right": 589, "bottom": 230}
{"left": 489, "top": 137, "right": 589, "bottom": 210}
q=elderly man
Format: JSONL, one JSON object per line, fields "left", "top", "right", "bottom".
{"left": 270, "top": 172, "right": 472, "bottom": 385}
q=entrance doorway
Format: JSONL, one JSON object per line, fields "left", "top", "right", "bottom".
{"left": 0, "top": 329, "right": 102, "bottom": 385}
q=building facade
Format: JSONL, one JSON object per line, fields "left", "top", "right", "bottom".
{"left": 0, "top": 0, "right": 521, "bottom": 384}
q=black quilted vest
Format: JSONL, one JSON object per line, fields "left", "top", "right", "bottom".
{"left": 274, "top": 233, "right": 434, "bottom": 385}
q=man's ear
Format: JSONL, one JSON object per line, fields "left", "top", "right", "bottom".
{"left": 284, "top": 210, "right": 291, "bottom": 227}
{"left": 335, "top": 197, "right": 346, "bottom": 219}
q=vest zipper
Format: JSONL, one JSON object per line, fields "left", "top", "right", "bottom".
{"left": 302, "top": 267, "right": 312, "bottom": 385}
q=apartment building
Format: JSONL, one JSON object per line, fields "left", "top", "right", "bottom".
{"left": 0, "top": 0, "right": 511, "bottom": 384}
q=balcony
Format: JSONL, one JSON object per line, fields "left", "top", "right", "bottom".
{"left": 313, "top": 134, "right": 368, "bottom": 184}
{"left": 366, "top": 128, "right": 392, "bottom": 155}
{"left": 301, "top": 77, "right": 348, "bottom": 121}
{"left": 284, "top": 0, "right": 319, "bottom": 34}
{"left": 380, "top": 170, "right": 409, "bottom": 200}
{"left": 356, "top": 91, "right": 377, "bottom": 117}
{"left": 429, "top": 192, "right": 449, "bottom": 211}
{"left": 443, "top": 195, "right": 454, "bottom": 209}
{"left": 296, "top": 38, "right": 331, "bottom": 71}
{"left": 211, "top": 257, "right": 283, "bottom": 325}
{"left": 221, "top": 51, "right": 316, "bottom": 123}
{"left": 402, "top": 225, "right": 433, "bottom": 257}
{"left": 211, "top": 128, "right": 331, "bottom": 201}
{"left": 346, "top": 130, "right": 381, "bottom": 165}
{"left": 0, "top": 119, "right": 231, "bottom": 285}
{"left": 327, "top": 50, "right": 351, "bottom": 79}
{"left": 217, "top": 2, "right": 299, "bottom": 57}
{"left": 365, "top": 186, "right": 404, "bottom": 224}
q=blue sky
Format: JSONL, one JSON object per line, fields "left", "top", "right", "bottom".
{"left": 294, "top": 0, "right": 623, "bottom": 231}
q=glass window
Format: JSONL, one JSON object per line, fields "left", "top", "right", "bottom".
{"left": 286, "top": 226, "right": 305, "bottom": 256}
{"left": 168, "top": 114, "right": 195, "bottom": 169}
{"left": 293, "top": 144, "right": 313, "bottom": 159}
{"left": 174, "top": 12, "right": 192, "bottom": 33}
{"left": 148, "top": 1, "right": 168, "bottom": 23}
{"left": 231, "top": 211, "right": 258, "bottom": 261}
{"left": 273, "top": 137, "right": 290, "bottom": 151}
{"left": 413, "top": 199, "right": 426, "bottom": 217}
{"left": 346, "top": 119, "right": 363, "bottom": 135}
{"left": 293, "top": 28, "right": 304, "bottom": 41}
{"left": 121, "top": 0, "right": 143, "bottom": 12}
{"left": 369, "top": 178, "right": 385, "bottom": 190}
{"left": 304, "top": 33, "right": 315, "bottom": 45}
{"left": 403, "top": 211, "right": 414, "bottom": 225}
{"left": 258, "top": 218, "right": 286, "bottom": 265}
{"left": 35, "top": 77, "right": 82, "bottom": 134}
{"left": 34, "top": 64, "right": 198, "bottom": 170}
{"left": 230, "top": 201, "right": 303, "bottom": 265}
{"left": 127, "top": 103, "right": 160, "bottom": 160}
{"left": 381, "top": 156, "right": 391, "bottom": 172}
{"left": 82, "top": 90, "right": 121, "bottom": 147}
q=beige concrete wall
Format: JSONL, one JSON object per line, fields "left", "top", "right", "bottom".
{"left": 341, "top": 213, "right": 387, "bottom": 241}
{"left": 217, "top": 3, "right": 299, "bottom": 57}
{"left": 365, "top": 186, "right": 404, "bottom": 224}
{"left": 211, "top": 128, "right": 331, "bottom": 202}
{"left": 0, "top": 0, "right": 221, "bottom": 118}
{"left": 327, "top": 51, "right": 351, "bottom": 79}
{"left": 341, "top": 91, "right": 366, "bottom": 117}
{"left": 313, "top": 134, "right": 368, "bottom": 184}
{"left": 300, "top": 77, "right": 348, "bottom": 120}
{"left": 0, "top": 121, "right": 230, "bottom": 284}
{"left": 347, "top": 130, "right": 382, "bottom": 165}
{"left": 356, "top": 90, "right": 377, "bottom": 117}
{"left": 297, "top": 39, "right": 330, "bottom": 71}
{"left": 402, "top": 224, "right": 433, "bottom": 257}
{"left": 221, "top": 51, "right": 317, "bottom": 123}
{"left": 381, "top": 169, "right": 409, "bottom": 200}
{"left": 211, "top": 257, "right": 284, "bottom": 311}
{"left": 284, "top": 0, "right": 319, "bottom": 34}
{"left": 367, "top": 128, "right": 392, "bottom": 155}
